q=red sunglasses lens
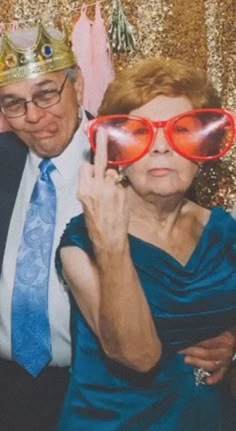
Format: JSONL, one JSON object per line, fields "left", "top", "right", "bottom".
{"left": 171, "top": 111, "right": 234, "bottom": 159}
{"left": 90, "top": 117, "right": 152, "bottom": 165}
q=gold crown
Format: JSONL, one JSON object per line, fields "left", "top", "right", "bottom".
{"left": 0, "top": 21, "right": 77, "bottom": 87}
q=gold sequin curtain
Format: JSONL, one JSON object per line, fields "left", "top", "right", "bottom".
{"left": 0, "top": 0, "right": 235, "bottom": 209}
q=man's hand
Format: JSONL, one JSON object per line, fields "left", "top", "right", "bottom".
{"left": 179, "top": 330, "right": 236, "bottom": 385}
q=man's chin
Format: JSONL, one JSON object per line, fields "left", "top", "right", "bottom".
{"left": 16, "top": 126, "right": 74, "bottom": 157}
{"left": 31, "top": 145, "right": 64, "bottom": 158}
{"left": 23, "top": 136, "right": 65, "bottom": 158}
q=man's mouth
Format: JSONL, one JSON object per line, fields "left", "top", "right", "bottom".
{"left": 32, "top": 130, "right": 55, "bottom": 138}
{"left": 30, "top": 123, "right": 59, "bottom": 138}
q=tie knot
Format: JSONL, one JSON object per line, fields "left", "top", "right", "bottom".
{"left": 39, "top": 160, "right": 56, "bottom": 178}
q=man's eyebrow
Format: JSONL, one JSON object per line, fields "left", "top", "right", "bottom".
{"left": 35, "top": 79, "right": 57, "bottom": 87}
{"left": 0, "top": 80, "right": 57, "bottom": 101}
{"left": 0, "top": 94, "right": 24, "bottom": 101}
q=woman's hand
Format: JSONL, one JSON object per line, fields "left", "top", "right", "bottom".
{"left": 179, "top": 330, "right": 236, "bottom": 384}
{"left": 78, "top": 129, "right": 129, "bottom": 252}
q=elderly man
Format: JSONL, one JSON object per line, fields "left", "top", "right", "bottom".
{"left": 0, "top": 21, "right": 92, "bottom": 431}
{"left": 0, "top": 20, "right": 235, "bottom": 431}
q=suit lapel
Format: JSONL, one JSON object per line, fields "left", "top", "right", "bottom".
{"left": 0, "top": 132, "right": 27, "bottom": 272}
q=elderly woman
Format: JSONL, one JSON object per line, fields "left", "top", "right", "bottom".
{"left": 56, "top": 58, "right": 236, "bottom": 430}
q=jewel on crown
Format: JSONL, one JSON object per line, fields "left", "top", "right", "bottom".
{"left": 0, "top": 18, "right": 77, "bottom": 87}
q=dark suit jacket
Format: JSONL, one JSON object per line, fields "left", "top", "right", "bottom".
{"left": 0, "top": 132, "right": 27, "bottom": 272}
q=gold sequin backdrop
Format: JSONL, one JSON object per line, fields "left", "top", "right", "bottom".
{"left": 0, "top": 0, "right": 235, "bottom": 209}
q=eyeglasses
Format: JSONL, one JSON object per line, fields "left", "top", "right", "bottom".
{"left": 87, "top": 109, "right": 236, "bottom": 166}
{"left": 0, "top": 74, "right": 69, "bottom": 118}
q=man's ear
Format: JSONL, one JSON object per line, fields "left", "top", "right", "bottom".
{"left": 73, "top": 67, "right": 84, "bottom": 106}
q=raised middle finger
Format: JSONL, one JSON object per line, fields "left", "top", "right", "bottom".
{"left": 94, "top": 127, "right": 109, "bottom": 181}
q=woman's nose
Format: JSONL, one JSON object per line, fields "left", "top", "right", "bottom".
{"left": 151, "top": 129, "right": 171, "bottom": 154}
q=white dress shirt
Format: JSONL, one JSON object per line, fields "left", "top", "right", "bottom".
{"left": 0, "top": 110, "right": 91, "bottom": 367}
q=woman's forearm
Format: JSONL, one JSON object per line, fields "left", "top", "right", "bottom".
{"left": 95, "top": 239, "right": 162, "bottom": 372}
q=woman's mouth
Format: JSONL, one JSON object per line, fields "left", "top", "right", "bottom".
{"left": 148, "top": 168, "right": 172, "bottom": 176}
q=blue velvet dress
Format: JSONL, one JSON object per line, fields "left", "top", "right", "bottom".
{"left": 56, "top": 207, "right": 236, "bottom": 431}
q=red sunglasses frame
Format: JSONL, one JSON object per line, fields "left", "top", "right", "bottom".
{"left": 87, "top": 108, "right": 236, "bottom": 166}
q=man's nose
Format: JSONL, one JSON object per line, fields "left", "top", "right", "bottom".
{"left": 24, "top": 101, "right": 45, "bottom": 123}
{"left": 151, "top": 128, "right": 171, "bottom": 154}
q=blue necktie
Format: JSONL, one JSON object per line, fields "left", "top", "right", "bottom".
{"left": 12, "top": 160, "right": 57, "bottom": 377}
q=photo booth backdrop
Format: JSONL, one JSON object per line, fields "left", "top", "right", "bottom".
{"left": 0, "top": 0, "right": 235, "bottom": 210}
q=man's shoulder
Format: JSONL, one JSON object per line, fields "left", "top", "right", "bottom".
{"left": 0, "top": 130, "right": 25, "bottom": 147}
{"left": 0, "top": 131, "right": 27, "bottom": 161}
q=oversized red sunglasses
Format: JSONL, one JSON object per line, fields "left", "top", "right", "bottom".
{"left": 87, "top": 109, "right": 236, "bottom": 166}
